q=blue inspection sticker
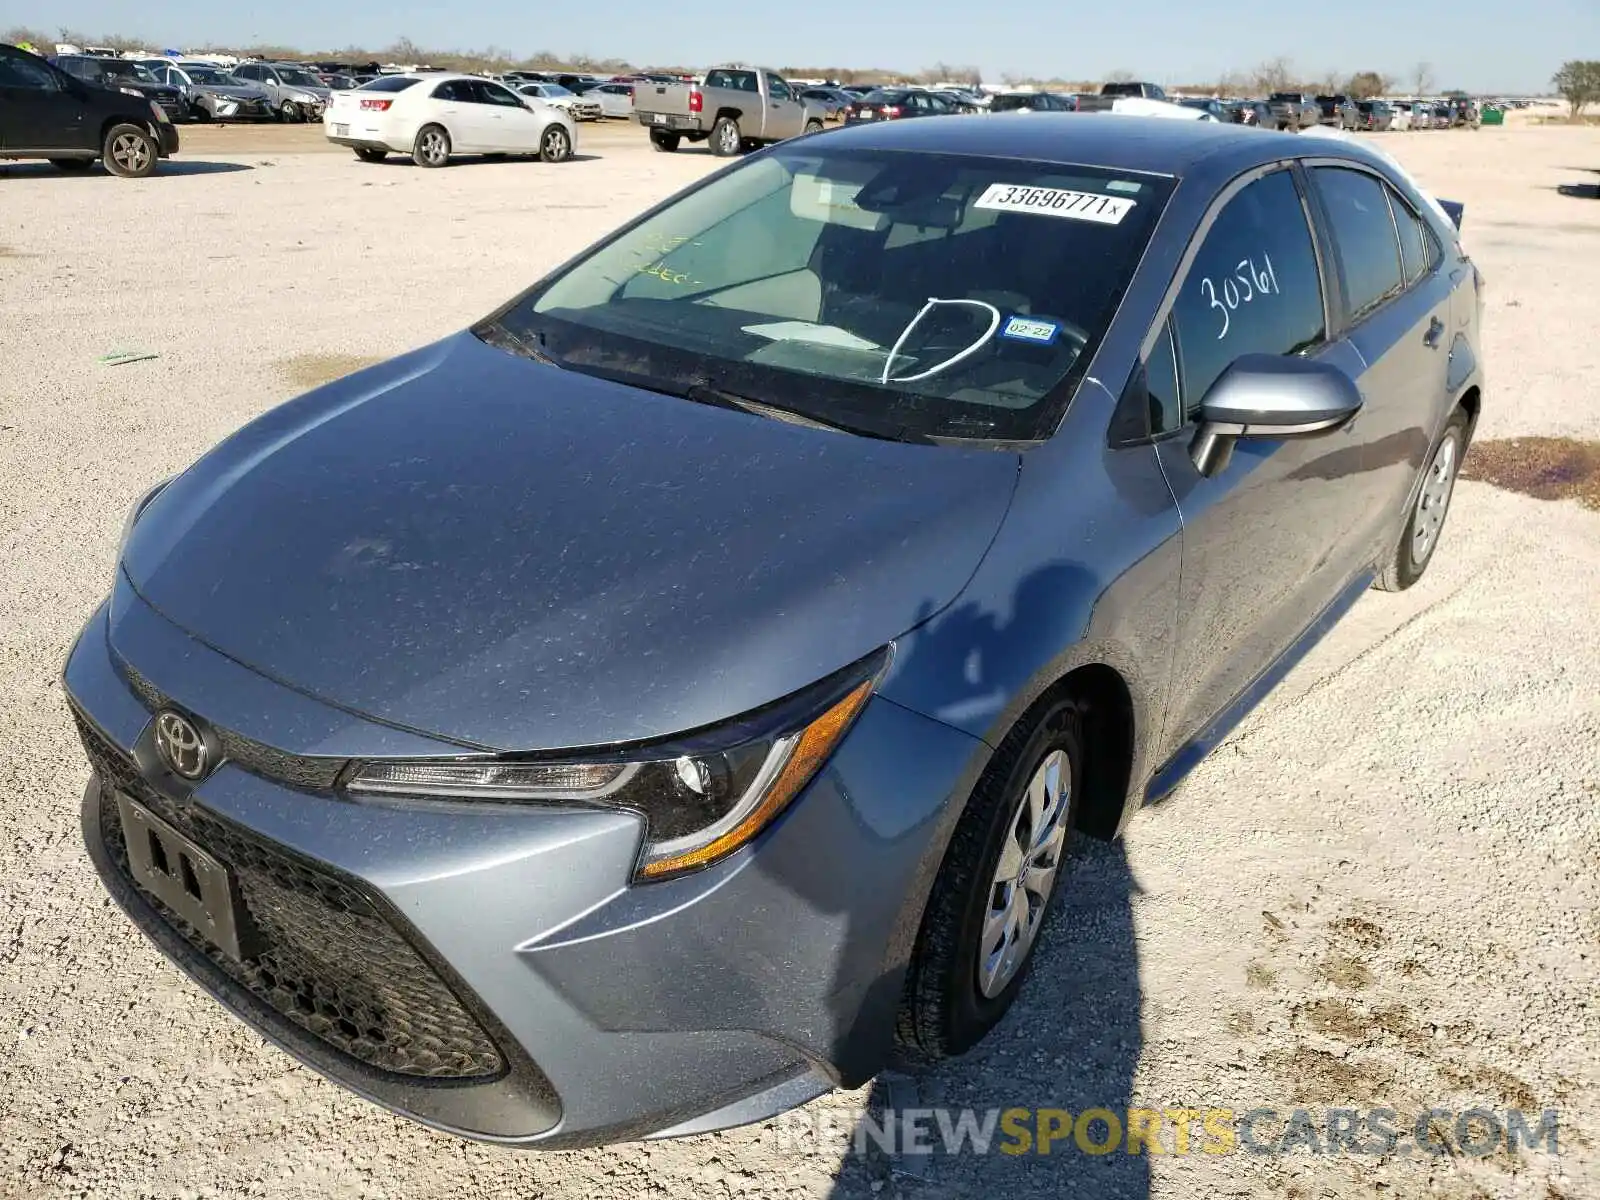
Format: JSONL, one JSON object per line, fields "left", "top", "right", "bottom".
{"left": 1000, "top": 315, "right": 1060, "bottom": 345}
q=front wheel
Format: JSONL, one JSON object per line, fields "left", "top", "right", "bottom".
{"left": 710, "top": 116, "right": 742, "bottom": 157}
{"left": 278, "top": 101, "right": 300, "bottom": 124}
{"left": 539, "top": 124, "right": 572, "bottom": 163}
{"left": 1376, "top": 407, "right": 1468, "bottom": 592}
{"left": 101, "top": 124, "right": 158, "bottom": 178}
{"left": 894, "top": 700, "right": 1081, "bottom": 1065}
{"left": 649, "top": 128, "right": 680, "bottom": 152}
{"left": 412, "top": 124, "right": 451, "bottom": 168}
{"left": 803, "top": 119, "right": 824, "bottom": 136}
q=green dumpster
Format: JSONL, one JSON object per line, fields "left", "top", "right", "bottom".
{"left": 1482, "top": 107, "right": 1505, "bottom": 126}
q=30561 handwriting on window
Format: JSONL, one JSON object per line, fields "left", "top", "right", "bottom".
{"left": 489, "top": 148, "right": 1174, "bottom": 442}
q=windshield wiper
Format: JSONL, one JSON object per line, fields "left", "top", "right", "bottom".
{"left": 684, "top": 382, "right": 910, "bottom": 442}
{"left": 478, "top": 319, "right": 558, "bottom": 366}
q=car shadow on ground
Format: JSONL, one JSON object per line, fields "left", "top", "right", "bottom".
{"left": 0, "top": 160, "right": 253, "bottom": 180}
{"left": 821, "top": 840, "right": 1148, "bottom": 1199}
{"left": 356, "top": 153, "right": 603, "bottom": 168}
{"left": 1555, "top": 182, "right": 1600, "bottom": 200}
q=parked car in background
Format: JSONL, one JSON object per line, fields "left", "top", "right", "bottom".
{"left": 324, "top": 73, "right": 576, "bottom": 166}
{"left": 1355, "top": 100, "right": 1394, "bottom": 131}
{"left": 799, "top": 85, "right": 853, "bottom": 122}
{"left": 1228, "top": 99, "right": 1275, "bottom": 127}
{"left": 844, "top": 87, "right": 964, "bottom": 122}
{"left": 1177, "top": 97, "right": 1229, "bottom": 121}
{"left": 323, "top": 74, "right": 361, "bottom": 92}
{"left": 51, "top": 54, "right": 186, "bottom": 123}
{"left": 1267, "top": 91, "right": 1318, "bottom": 130}
{"left": 1097, "top": 80, "right": 1167, "bottom": 99}
{"left": 146, "top": 63, "right": 271, "bottom": 122}
{"left": 987, "top": 91, "right": 1076, "bottom": 113}
{"left": 69, "top": 114, "right": 1483, "bottom": 1151}
{"left": 1315, "top": 94, "right": 1361, "bottom": 129}
{"left": 1450, "top": 97, "right": 1480, "bottom": 128}
{"left": 1431, "top": 102, "right": 1454, "bottom": 128}
{"left": 633, "top": 66, "right": 822, "bottom": 156}
{"left": 231, "top": 61, "right": 331, "bottom": 122}
{"left": 1, "top": 41, "right": 179, "bottom": 175}
{"left": 1386, "top": 102, "right": 1413, "bottom": 131}
{"left": 517, "top": 82, "right": 602, "bottom": 122}
{"left": 931, "top": 89, "right": 983, "bottom": 114}
{"left": 586, "top": 82, "right": 635, "bottom": 119}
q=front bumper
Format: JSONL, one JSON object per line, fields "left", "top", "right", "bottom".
{"left": 156, "top": 124, "right": 180, "bottom": 157}
{"left": 65, "top": 585, "right": 986, "bottom": 1145}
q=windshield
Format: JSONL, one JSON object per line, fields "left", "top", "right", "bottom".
{"left": 277, "top": 69, "right": 323, "bottom": 88}
{"left": 482, "top": 147, "right": 1172, "bottom": 442}
{"left": 186, "top": 68, "right": 233, "bottom": 85}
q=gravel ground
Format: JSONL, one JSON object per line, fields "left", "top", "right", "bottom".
{"left": 2, "top": 123, "right": 1598, "bottom": 1200}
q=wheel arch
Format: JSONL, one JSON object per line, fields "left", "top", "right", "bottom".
{"left": 712, "top": 106, "right": 745, "bottom": 126}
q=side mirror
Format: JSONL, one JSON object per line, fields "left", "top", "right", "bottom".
{"left": 1189, "top": 353, "right": 1362, "bottom": 477}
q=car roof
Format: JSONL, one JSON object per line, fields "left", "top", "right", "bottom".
{"left": 817, "top": 113, "right": 1367, "bottom": 178}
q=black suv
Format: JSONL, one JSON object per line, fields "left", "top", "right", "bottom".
{"left": 51, "top": 54, "right": 186, "bottom": 123}
{"left": 0, "top": 45, "right": 179, "bottom": 176}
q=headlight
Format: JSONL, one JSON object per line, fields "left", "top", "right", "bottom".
{"left": 118, "top": 477, "right": 172, "bottom": 559}
{"left": 120, "top": 86, "right": 144, "bottom": 98}
{"left": 347, "top": 649, "right": 886, "bottom": 881}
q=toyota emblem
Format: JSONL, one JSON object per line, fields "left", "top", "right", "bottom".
{"left": 154, "top": 711, "right": 209, "bottom": 781}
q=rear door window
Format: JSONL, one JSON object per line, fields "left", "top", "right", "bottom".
{"left": 1169, "top": 168, "right": 1327, "bottom": 421}
{"left": 1311, "top": 166, "right": 1405, "bottom": 319}
{"left": 1387, "top": 187, "right": 1438, "bottom": 284}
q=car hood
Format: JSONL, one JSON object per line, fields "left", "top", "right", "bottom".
{"left": 203, "top": 84, "right": 268, "bottom": 100}
{"left": 122, "top": 332, "right": 1020, "bottom": 752}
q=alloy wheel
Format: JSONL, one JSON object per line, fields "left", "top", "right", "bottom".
{"left": 718, "top": 122, "right": 739, "bottom": 154}
{"left": 110, "top": 133, "right": 151, "bottom": 175}
{"left": 1412, "top": 431, "right": 1461, "bottom": 566}
{"left": 977, "top": 749, "right": 1071, "bottom": 998}
{"left": 419, "top": 129, "right": 448, "bottom": 166}
{"left": 541, "top": 126, "right": 571, "bottom": 162}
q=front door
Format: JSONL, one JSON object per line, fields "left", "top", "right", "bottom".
{"left": 1151, "top": 165, "right": 1375, "bottom": 759}
{"left": 762, "top": 72, "right": 802, "bottom": 139}
{"left": 0, "top": 50, "right": 82, "bottom": 151}
{"left": 474, "top": 80, "right": 542, "bottom": 152}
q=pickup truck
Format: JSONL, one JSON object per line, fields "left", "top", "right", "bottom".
{"left": 1071, "top": 80, "right": 1169, "bottom": 112}
{"left": 633, "top": 65, "right": 824, "bottom": 156}
{"left": 1315, "top": 93, "right": 1361, "bottom": 130}
{"left": 1267, "top": 91, "right": 1318, "bottom": 131}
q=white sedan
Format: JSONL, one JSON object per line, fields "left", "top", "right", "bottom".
{"left": 324, "top": 73, "right": 576, "bottom": 167}
{"left": 516, "top": 82, "right": 603, "bottom": 122}
{"left": 585, "top": 82, "right": 636, "bottom": 120}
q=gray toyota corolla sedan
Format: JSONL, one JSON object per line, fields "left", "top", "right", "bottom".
{"left": 65, "top": 115, "right": 1483, "bottom": 1147}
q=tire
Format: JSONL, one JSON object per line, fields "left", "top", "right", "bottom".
{"left": 412, "top": 124, "right": 451, "bottom": 168}
{"left": 894, "top": 699, "right": 1082, "bottom": 1065}
{"left": 649, "top": 129, "right": 680, "bottom": 153}
{"left": 804, "top": 119, "right": 824, "bottom": 136}
{"left": 353, "top": 147, "right": 387, "bottom": 163}
{"left": 48, "top": 158, "right": 93, "bottom": 172}
{"left": 278, "top": 101, "right": 300, "bottom": 124}
{"left": 538, "top": 124, "right": 572, "bottom": 163}
{"left": 710, "top": 116, "right": 742, "bottom": 157}
{"left": 1375, "top": 406, "right": 1469, "bottom": 592}
{"left": 101, "top": 124, "right": 158, "bottom": 178}
{"left": 191, "top": 104, "right": 213, "bottom": 124}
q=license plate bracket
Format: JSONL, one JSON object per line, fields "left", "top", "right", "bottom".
{"left": 116, "top": 793, "right": 244, "bottom": 962}
{"left": 333, "top": 123, "right": 349, "bottom": 137}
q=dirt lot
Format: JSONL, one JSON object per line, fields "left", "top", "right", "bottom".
{"left": 2, "top": 121, "right": 1598, "bottom": 1200}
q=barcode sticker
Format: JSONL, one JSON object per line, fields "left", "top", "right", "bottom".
{"left": 973, "top": 184, "right": 1136, "bottom": 224}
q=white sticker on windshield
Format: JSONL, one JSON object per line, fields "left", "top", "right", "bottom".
{"left": 973, "top": 184, "right": 1136, "bottom": 224}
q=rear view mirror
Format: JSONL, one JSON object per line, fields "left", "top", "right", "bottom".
{"left": 1189, "top": 353, "right": 1363, "bottom": 477}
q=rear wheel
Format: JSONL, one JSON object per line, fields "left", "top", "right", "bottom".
{"left": 353, "top": 147, "right": 387, "bottom": 163}
{"left": 710, "top": 116, "right": 742, "bottom": 157}
{"left": 894, "top": 699, "right": 1081, "bottom": 1064}
{"left": 412, "top": 124, "right": 451, "bottom": 168}
{"left": 1376, "top": 407, "right": 1468, "bottom": 592}
{"left": 539, "top": 124, "right": 572, "bottom": 163}
{"left": 649, "top": 129, "right": 680, "bottom": 152}
{"left": 101, "top": 124, "right": 157, "bottom": 178}
{"left": 48, "top": 157, "right": 93, "bottom": 172}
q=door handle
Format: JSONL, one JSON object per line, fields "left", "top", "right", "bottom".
{"left": 1424, "top": 317, "right": 1445, "bottom": 349}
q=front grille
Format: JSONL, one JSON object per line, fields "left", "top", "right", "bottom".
{"left": 75, "top": 711, "right": 506, "bottom": 1081}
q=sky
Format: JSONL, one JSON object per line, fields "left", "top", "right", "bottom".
{"left": 5, "top": 0, "right": 1591, "bottom": 94}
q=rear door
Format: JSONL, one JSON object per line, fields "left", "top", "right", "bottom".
{"left": 0, "top": 51, "right": 84, "bottom": 151}
{"left": 1303, "top": 162, "right": 1454, "bottom": 558}
{"left": 1149, "top": 164, "right": 1374, "bottom": 757}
